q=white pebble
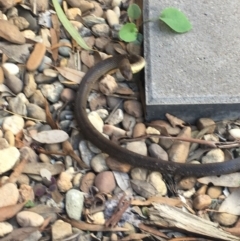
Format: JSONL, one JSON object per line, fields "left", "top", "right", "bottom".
{"left": 2, "top": 63, "right": 19, "bottom": 75}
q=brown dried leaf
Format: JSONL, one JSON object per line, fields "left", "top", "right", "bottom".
{"left": 224, "top": 219, "right": 240, "bottom": 237}
{"left": 55, "top": 66, "right": 85, "bottom": 84}
{"left": 81, "top": 50, "right": 94, "bottom": 68}
{"left": 197, "top": 173, "right": 240, "bottom": 188}
{"left": 45, "top": 99, "right": 58, "bottom": 129}
{"left": 113, "top": 171, "right": 130, "bottom": 191}
{"left": 50, "top": 28, "right": 58, "bottom": 62}
{"left": 0, "top": 202, "right": 26, "bottom": 221}
{"left": 15, "top": 130, "right": 24, "bottom": 148}
{"left": 166, "top": 113, "right": 186, "bottom": 128}
{"left": 120, "top": 233, "right": 150, "bottom": 240}
{"left": 131, "top": 180, "right": 158, "bottom": 198}
{"left": 131, "top": 196, "right": 183, "bottom": 207}
{"left": 0, "top": 227, "right": 38, "bottom": 241}
{"left": 115, "top": 85, "right": 135, "bottom": 95}
{"left": 138, "top": 223, "right": 169, "bottom": 239}
{"left": 28, "top": 204, "right": 60, "bottom": 214}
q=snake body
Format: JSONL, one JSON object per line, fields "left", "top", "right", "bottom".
{"left": 75, "top": 55, "right": 240, "bottom": 176}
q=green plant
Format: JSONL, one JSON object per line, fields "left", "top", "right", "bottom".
{"left": 119, "top": 4, "right": 192, "bottom": 42}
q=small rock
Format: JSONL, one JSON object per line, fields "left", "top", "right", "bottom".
{"left": 8, "top": 93, "right": 28, "bottom": 116}
{"left": 146, "top": 126, "right": 160, "bottom": 143}
{"left": 52, "top": 220, "right": 72, "bottom": 240}
{"left": 148, "top": 143, "right": 168, "bottom": 161}
{"left": 83, "top": 15, "right": 105, "bottom": 27}
{"left": 29, "top": 90, "right": 45, "bottom": 108}
{"left": 201, "top": 149, "right": 225, "bottom": 164}
{"left": 95, "top": 37, "right": 110, "bottom": 50}
{"left": 88, "top": 211, "right": 105, "bottom": 225}
{"left": 91, "top": 1, "right": 103, "bottom": 17}
{"left": 43, "top": 68, "right": 58, "bottom": 78}
{"left": 4, "top": 130, "right": 15, "bottom": 146}
{"left": 107, "top": 109, "right": 124, "bottom": 126}
{"left": 94, "top": 171, "right": 116, "bottom": 193}
{"left": 26, "top": 103, "right": 46, "bottom": 121}
{"left": 124, "top": 100, "right": 143, "bottom": 118}
{"left": 147, "top": 172, "right": 167, "bottom": 196}
{"left": 131, "top": 167, "right": 148, "bottom": 181}
{"left": 92, "top": 23, "right": 110, "bottom": 37}
{"left": 229, "top": 129, "right": 240, "bottom": 140}
{"left": 168, "top": 126, "right": 191, "bottom": 163}
{"left": 197, "top": 118, "right": 216, "bottom": 134}
{"left": 106, "top": 9, "right": 119, "bottom": 27}
{"left": 61, "top": 88, "right": 76, "bottom": 102}
{"left": 80, "top": 172, "right": 95, "bottom": 193}
{"left": 106, "top": 156, "right": 132, "bottom": 172}
{"left": 17, "top": 211, "right": 44, "bottom": 227}
{"left": 95, "top": 109, "right": 109, "bottom": 120}
{"left": 0, "top": 138, "right": 9, "bottom": 150}
{"left": 29, "top": 0, "right": 49, "bottom": 12}
{"left": 66, "top": 189, "right": 84, "bottom": 220}
{"left": 4, "top": 72, "right": 23, "bottom": 94}
{"left": 212, "top": 212, "right": 238, "bottom": 226}
{"left": 38, "top": 56, "right": 52, "bottom": 72}
{"left": 58, "top": 39, "right": 72, "bottom": 57}
{"left": 177, "top": 177, "right": 197, "bottom": 190}
{"left": 112, "top": 0, "right": 121, "bottom": 7}
{"left": 8, "top": 16, "right": 29, "bottom": 30}
{"left": 19, "top": 184, "right": 34, "bottom": 202}
{"left": 24, "top": 73, "right": 37, "bottom": 98}
{"left": 150, "top": 120, "right": 181, "bottom": 136}
{"left": 3, "top": 115, "right": 24, "bottom": 135}
{"left": 89, "top": 92, "right": 107, "bottom": 111}
{"left": 91, "top": 153, "right": 109, "bottom": 173}
{"left": 99, "top": 74, "right": 118, "bottom": 95}
{"left": 0, "top": 19, "right": 25, "bottom": 44}
{"left": 133, "top": 122, "right": 146, "bottom": 138}
{"left": 88, "top": 111, "right": 104, "bottom": 133}
{"left": 126, "top": 141, "right": 147, "bottom": 156}
{"left": 26, "top": 43, "right": 46, "bottom": 72}
{"left": 0, "top": 146, "right": 20, "bottom": 174}
{"left": 0, "top": 183, "right": 19, "bottom": 207}
{"left": 39, "top": 81, "right": 64, "bottom": 103}
{"left": 207, "top": 186, "right": 222, "bottom": 199}
{"left": 2, "top": 63, "right": 19, "bottom": 75}
{"left": 193, "top": 194, "right": 212, "bottom": 210}
{"left": 122, "top": 113, "right": 136, "bottom": 132}
{"left": 57, "top": 172, "right": 73, "bottom": 192}
{"left": 113, "top": 6, "right": 121, "bottom": 18}
{"left": 0, "top": 222, "right": 13, "bottom": 237}
{"left": 17, "top": 174, "right": 30, "bottom": 185}
{"left": 79, "top": 140, "right": 95, "bottom": 166}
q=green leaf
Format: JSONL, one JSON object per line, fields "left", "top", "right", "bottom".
{"left": 52, "top": 0, "right": 91, "bottom": 50}
{"left": 25, "top": 200, "right": 35, "bottom": 208}
{"left": 159, "top": 7, "right": 192, "bottom": 33}
{"left": 119, "top": 23, "right": 138, "bottom": 42}
{"left": 127, "top": 3, "right": 141, "bottom": 20}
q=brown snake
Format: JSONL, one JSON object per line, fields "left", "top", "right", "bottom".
{"left": 75, "top": 55, "right": 240, "bottom": 176}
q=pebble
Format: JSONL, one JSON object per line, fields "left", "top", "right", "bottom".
{"left": 193, "top": 194, "right": 212, "bottom": 210}
{"left": 133, "top": 122, "right": 146, "bottom": 138}
{"left": 207, "top": 186, "right": 222, "bottom": 199}
{"left": 92, "top": 23, "right": 110, "bottom": 37}
{"left": 99, "top": 74, "right": 118, "bottom": 95}
{"left": 95, "top": 37, "right": 110, "bottom": 50}
{"left": 39, "top": 81, "right": 64, "bottom": 103}
{"left": 17, "top": 174, "right": 30, "bottom": 185}
{"left": 88, "top": 111, "right": 104, "bottom": 133}
{"left": 57, "top": 171, "right": 73, "bottom": 192}
{"left": 26, "top": 103, "right": 46, "bottom": 121}
{"left": 106, "top": 9, "right": 119, "bottom": 27}
{"left": 2, "top": 63, "right": 19, "bottom": 75}
{"left": 0, "top": 183, "right": 19, "bottom": 207}
{"left": 94, "top": 171, "right": 116, "bottom": 193}
{"left": 0, "top": 147, "right": 20, "bottom": 174}
{"left": 9, "top": 16, "right": 29, "bottom": 30}
{"left": 212, "top": 212, "right": 238, "bottom": 226}
{"left": 8, "top": 93, "right": 28, "bottom": 116}
{"left": 0, "top": 222, "right": 13, "bottom": 237}
{"left": 122, "top": 113, "right": 136, "bottom": 132}
{"left": 24, "top": 73, "right": 37, "bottom": 98}
{"left": 197, "top": 118, "right": 216, "bottom": 134}
{"left": 26, "top": 43, "right": 46, "bottom": 72}
{"left": 58, "top": 39, "right": 72, "bottom": 57}
{"left": 51, "top": 220, "right": 72, "bottom": 240}
{"left": 201, "top": 148, "right": 225, "bottom": 164}
{"left": 113, "top": 6, "right": 121, "bottom": 18}
{"left": 148, "top": 143, "right": 168, "bottom": 161}
{"left": 229, "top": 129, "right": 240, "bottom": 140}
{"left": 147, "top": 172, "right": 167, "bottom": 196}
{"left": 38, "top": 56, "right": 53, "bottom": 72}
{"left": 29, "top": 0, "right": 49, "bottom": 12}
{"left": 0, "top": 19, "right": 25, "bottom": 44}
{"left": 29, "top": 90, "right": 46, "bottom": 108}
{"left": 168, "top": 126, "right": 191, "bottom": 163}
{"left": 124, "top": 100, "right": 143, "bottom": 118}
{"left": 61, "top": 88, "right": 76, "bottom": 102}
{"left": 91, "top": 153, "right": 109, "bottom": 173}
{"left": 79, "top": 140, "right": 95, "bottom": 166}
{"left": 112, "top": 0, "right": 121, "bottom": 7}
{"left": 126, "top": 141, "right": 147, "bottom": 156}
{"left": 17, "top": 211, "right": 44, "bottom": 227}
{"left": 0, "top": 138, "right": 9, "bottom": 150}
{"left": 91, "top": 1, "right": 103, "bottom": 17}
{"left": 3, "top": 115, "right": 24, "bottom": 135}
{"left": 146, "top": 126, "right": 160, "bottom": 143}
{"left": 95, "top": 109, "right": 109, "bottom": 120}
{"left": 66, "top": 7, "right": 81, "bottom": 20}
{"left": 131, "top": 167, "right": 148, "bottom": 181}
{"left": 88, "top": 211, "right": 105, "bottom": 225}
{"left": 83, "top": 15, "right": 106, "bottom": 27}
{"left": 150, "top": 120, "right": 181, "bottom": 136}
{"left": 177, "top": 177, "right": 197, "bottom": 190}
{"left": 43, "top": 68, "right": 58, "bottom": 78}
{"left": 19, "top": 184, "right": 35, "bottom": 202}
{"left": 4, "top": 72, "right": 23, "bottom": 94}
{"left": 66, "top": 189, "right": 84, "bottom": 220}
{"left": 107, "top": 109, "right": 124, "bottom": 126}
{"left": 80, "top": 172, "right": 95, "bottom": 193}
{"left": 4, "top": 130, "right": 15, "bottom": 146}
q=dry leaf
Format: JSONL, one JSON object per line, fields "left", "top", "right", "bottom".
{"left": 0, "top": 202, "right": 26, "bottom": 221}
{"left": 50, "top": 28, "right": 58, "bottom": 62}
{"left": 120, "top": 233, "right": 150, "bottom": 240}
{"left": 138, "top": 223, "right": 169, "bottom": 239}
{"left": 55, "top": 66, "right": 85, "bottom": 84}
{"left": 219, "top": 188, "right": 240, "bottom": 215}
{"left": 197, "top": 173, "right": 240, "bottom": 187}
{"left": 224, "top": 219, "right": 240, "bottom": 237}
{"left": 166, "top": 113, "right": 186, "bottom": 128}
{"left": 45, "top": 99, "right": 58, "bottom": 129}
{"left": 31, "top": 130, "right": 69, "bottom": 144}
{"left": 113, "top": 171, "right": 130, "bottom": 191}
{"left": 81, "top": 50, "right": 94, "bottom": 68}
{"left": 131, "top": 180, "right": 158, "bottom": 198}
{"left": 28, "top": 204, "right": 60, "bottom": 214}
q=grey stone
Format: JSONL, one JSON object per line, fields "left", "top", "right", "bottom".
{"left": 92, "top": 24, "right": 110, "bottom": 37}
{"left": 58, "top": 39, "right": 71, "bottom": 57}
{"left": 29, "top": 90, "right": 46, "bottom": 108}
{"left": 26, "top": 103, "right": 46, "bottom": 121}
{"left": 83, "top": 15, "right": 106, "bottom": 27}
{"left": 8, "top": 93, "right": 28, "bottom": 116}
{"left": 144, "top": 0, "right": 240, "bottom": 123}
{"left": 38, "top": 56, "right": 52, "bottom": 72}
